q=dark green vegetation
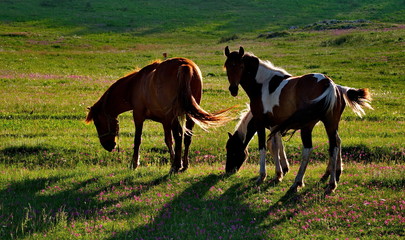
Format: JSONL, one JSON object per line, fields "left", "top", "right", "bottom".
{"left": 1, "top": 0, "right": 404, "bottom": 239}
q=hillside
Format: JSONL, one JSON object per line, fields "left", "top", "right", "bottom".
{"left": 1, "top": 0, "right": 404, "bottom": 39}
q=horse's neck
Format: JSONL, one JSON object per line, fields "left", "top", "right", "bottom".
{"left": 235, "top": 110, "right": 256, "bottom": 146}
{"left": 241, "top": 60, "right": 290, "bottom": 99}
{"left": 103, "top": 78, "right": 133, "bottom": 117}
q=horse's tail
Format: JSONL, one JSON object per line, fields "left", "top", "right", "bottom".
{"left": 177, "top": 64, "right": 232, "bottom": 131}
{"left": 337, "top": 85, "right": 373, "bottom": 117}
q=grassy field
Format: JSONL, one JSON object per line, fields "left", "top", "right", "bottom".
{"left": 1, "top": 0, "right": 404, "bottom": 239}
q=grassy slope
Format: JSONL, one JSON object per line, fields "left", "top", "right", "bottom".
{"left": 0, "top": 0, "right": 404, "bottom": 239}
{"left": 1, "top": 0, "right": 404, "bottom": 36}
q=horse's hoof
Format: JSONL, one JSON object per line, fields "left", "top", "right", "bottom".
{"left": 324, "top": 183, "right": 336, "bottom": 195}
{"left": 320, "top": 174, "right": 329, "bottom": 183}
{"left": 289, "top": 182, "right": 303, "bottom": 193}
{"left": 256, "top": 175, "right": 266, "bottom": 185}
{"left": 269, "top": 176, "right": 282, "bottom": 184}
{"left": 169, "top": 167, "right": 180, "bottom": 175}
{"left": 129, "top": 163, "right": 139, "bottom": 170}
{"left": 179, "top": 167, "right": 188, "bottom": 173}
{"left": 325, "top": 187, "right": 335, "bottom": 195}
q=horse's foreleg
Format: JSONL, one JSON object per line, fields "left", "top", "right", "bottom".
{"left": 257, "top": 127, "right": 267, "bottom": 184}
{"left": 182, "top": 117, "right": 195, "bottom": 172}
{"left": 130, "top": 121, "right": 143, "bottom": 170}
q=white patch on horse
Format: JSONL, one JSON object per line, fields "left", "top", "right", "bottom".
{"left": 255, "top": 60, "right": 291, "bottom": 114}
{"left": 313, "top": 73, "right": 326, "bottom": 82}
{"left": 311, "top": 78, "right": 337, "bottom": 114}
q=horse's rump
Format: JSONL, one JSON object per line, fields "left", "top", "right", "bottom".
{"left": 269, "top": 75, "right": 337, "bottom": 137}
{"left": 177, "top": 63, "right": 231, "bottom": 130}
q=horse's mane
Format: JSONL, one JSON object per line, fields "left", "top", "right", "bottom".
{"left": 123, "top": 60, "right": 161, "bottom": 78}
{"left": 258, "top": 59, "right": 291, "bottom": 77}
{"left": 243, "top": 52, "right": 287, "bottom": 72}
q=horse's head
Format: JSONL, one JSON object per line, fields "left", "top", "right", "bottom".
{"left": 224, "top": 46, "right": 245, "bottom": 96}
{"left": 225, "top": 132, "right": 249, "bottom": 173}
{"left": 85, "top": 106, "right": 118, "bottom": 152}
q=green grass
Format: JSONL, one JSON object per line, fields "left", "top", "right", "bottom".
{"left": 1, "top": 0, "right": 404, "bottom": 239}
{"left": 1, "top": 163, "right": 404, "bottom": 239}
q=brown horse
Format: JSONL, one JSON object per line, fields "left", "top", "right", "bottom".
{"left": 224, "top": 46, "right": 372, "bottom": 194}
{"left": 86, "top": 57, "right": 229, "bottom": 173}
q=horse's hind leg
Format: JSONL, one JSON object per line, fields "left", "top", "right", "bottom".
{"left": 163, "top": 122, "right": 176, "bottom": 173}
{"left": 182, "top": 117, "right": 195, "bottom": 172}
{"left": 320, "top": 137, "right": 342, "bottom": 183}
{"left": 267, "top": 133, "right": 286, "bottom": 183}
{"left": 171, "top": 120, "right": 184, "bottom": 173}
{"left": 278, "top": 134, "right": 290, "bottom": 176}
{"left": 324, "top": 128, "right": 342, "bottom": 195}
{"left": 290, "top": 126, "right": 314, "bottom": 193}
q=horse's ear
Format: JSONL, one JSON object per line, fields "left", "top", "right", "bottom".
{"left": 85, "top": 107, "right": 93, "bottom": 124}
{"left": 239, "top": 46, "right": 244, "bottom": 57}
{"left": 228, "top": 132, "right": 233, "bottom": 138}
{"left": 225, "top": 46, "right": 230, "bottom": 57}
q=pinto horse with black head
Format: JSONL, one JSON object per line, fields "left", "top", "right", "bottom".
{"left": 224, "top": 46, "right": 372, "bottom": 194}
{"left": 86, "top": 58, "right": 229, "bottom": 174}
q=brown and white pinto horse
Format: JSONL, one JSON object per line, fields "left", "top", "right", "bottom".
{"left": 86, "top": 58, "right": 229, "bottom": 173}
{"left": 224, "top": 46, "right": 372, "bottom": 194}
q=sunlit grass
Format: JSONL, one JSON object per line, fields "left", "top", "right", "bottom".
{"left": 1, "top": 163, "right": 404, "bottom": 239}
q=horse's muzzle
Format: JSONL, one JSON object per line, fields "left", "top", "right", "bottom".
{"left": 229, "top": 85, "right": 238, "bottom": 97}
{"left": 101, "top": 141, "right": 116, "bottom": 152}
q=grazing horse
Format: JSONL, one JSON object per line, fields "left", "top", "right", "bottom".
{"left": 86, "top": 58, "right": 229, "bottom": 173}
{"left": 224, "top": 46, "right": 372, "bottom": 194}
{"left": 226, "top": 106, "right": 289, "bottom": 183}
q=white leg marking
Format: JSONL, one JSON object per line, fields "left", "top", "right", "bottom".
{"left": 329, "top": 147, "right": 339, "bottom": 184}
{"left": 277, "top": 134, "right": 289, "bottom": 173}
{"left": 268, "top": 136, "right": 282, "bottom": 181}
{"left": 294, "top": 148, "right": 313, "bottom": 188}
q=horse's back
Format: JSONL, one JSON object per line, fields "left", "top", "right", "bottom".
{"left": 267, "top": 74, "right": 336, "bottom": 127}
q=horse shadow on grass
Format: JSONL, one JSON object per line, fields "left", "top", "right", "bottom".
{"left": 0, "top": 164, "right": 328, "bottom": 239}
{"left": 0, "top": 168, "right": 169, "bottom": 239}
{"left": 108, "top": 173, "right": 260, "bottom": 239}
{"left": 107, "top": 173, "right": 327, "bottom": 240}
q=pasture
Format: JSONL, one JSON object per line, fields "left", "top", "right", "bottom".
{"left": 1, "top": 0, "right": 404, "bottom": 239}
